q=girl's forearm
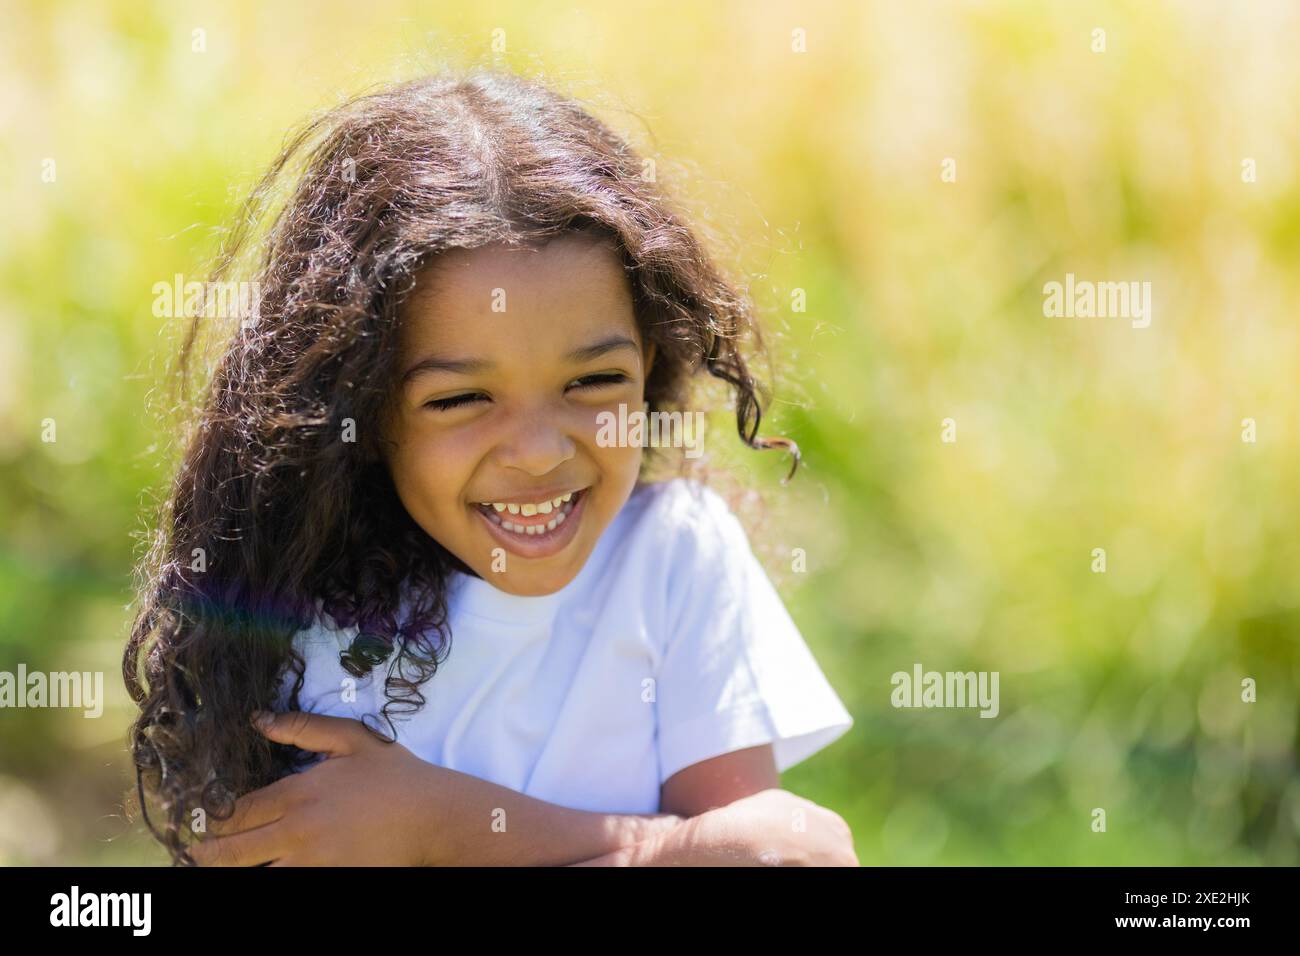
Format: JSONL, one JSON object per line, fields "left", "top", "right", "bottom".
{"left": 566, "top": 790, "right": 860, "bottom": 866}
{"left": 427, "top": 766, "right": 683, "bottom": 866}
{"left": 565, "top": 807, "right": 763, "bottom": 866}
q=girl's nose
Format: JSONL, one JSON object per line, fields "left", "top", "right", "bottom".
{"left": 492, "top": 409, "right": 577, "bottom": 476}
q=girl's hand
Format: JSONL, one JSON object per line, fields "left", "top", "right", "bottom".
{"left": 711, "top": 788, "right": 859, "bottom": 866}
{"left": 189, "top": 711, "right": 450, "bottom": 866}
{"left": 188, "top": 710, "right": 682, "bottom": 866}
{"left": 568, "top": 789, "right": 859, "bottom": 866}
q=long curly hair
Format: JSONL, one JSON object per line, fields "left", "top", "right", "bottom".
{"left": 123, "top": 67, "right": 800, "bottom": 865}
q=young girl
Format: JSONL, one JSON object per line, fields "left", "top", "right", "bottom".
{"left": 124, "top": 68, "right": 856, "bottom": 866}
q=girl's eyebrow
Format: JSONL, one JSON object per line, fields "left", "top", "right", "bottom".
{"left": 401, "top": 355, "right": 490, "bottom": 382}
{"left": 567, "top": 335, "right": 640, "bottom": 365}
{"left": 401, "top": 335, "right": 640, "bottom": 384}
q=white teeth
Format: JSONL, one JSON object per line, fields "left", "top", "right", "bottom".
{"left": 479, "top": 489, "right": 581, "bottom": 537}
{"left": 480, "top": 490, "right": 579, "bottom": 512}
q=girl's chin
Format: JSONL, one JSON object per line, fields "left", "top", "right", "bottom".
{"left": 480, "top": 566, "right": 583, "bottom": 596}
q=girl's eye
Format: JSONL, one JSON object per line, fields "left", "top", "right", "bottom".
{"left": 423, "top": 374, "right": 628, "bottom": 412}
{"left": 570, "top": 372, "right": 629, "bottom": 390}
{"left": 424, "top": 393, "right": 486, "bottom": 411}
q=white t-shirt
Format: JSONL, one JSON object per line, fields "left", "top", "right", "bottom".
{"left": 278, "top": 477, "right": 853, "bottom": 813}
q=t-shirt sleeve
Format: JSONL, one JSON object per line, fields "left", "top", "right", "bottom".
{"left": 654, "top": 484, "right": 854, "bottom": 785}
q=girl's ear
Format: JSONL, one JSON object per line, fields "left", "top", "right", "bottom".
{"left": 643, "top": 339, "right": 657, "bottom": 377}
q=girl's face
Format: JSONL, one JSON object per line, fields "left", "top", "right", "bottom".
{"left": 381, "top": 233, "right": 655, "bottom": 596}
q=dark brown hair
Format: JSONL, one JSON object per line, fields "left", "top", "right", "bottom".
{"left": 123, "top": 67, "right": 799, "bottom": 864}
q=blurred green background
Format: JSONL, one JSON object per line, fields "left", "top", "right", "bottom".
{"left": 2, "top": 0, "right": 1298, "bottom": 865}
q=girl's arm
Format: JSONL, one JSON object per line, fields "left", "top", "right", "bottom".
{"left": 423, "top": 745, "right": 859, "bottom": 867}
{"left": 191, "top": 713, "right": 854, "bottom": 866}
{"left": 192, "top": 712, "right": 681, "bottom": 866}
{"left": 570, "top": 746, "right": 859, "bottom": 866}
{"left": 413, "top": 769, "right": 688, "bottom": 866}
{"left": 434, "top": 744, "right": 857, "bottom": 866}
{"left": 566, "top": 788, "right": 860, "bottom": 866}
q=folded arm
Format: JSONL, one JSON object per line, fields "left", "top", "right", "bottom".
{"left": 567, "top": 744, "right": 859, "bottom": 866}
{"left": 417, "top": 743, "right": 795, "bottom": 866}
{"left": 427, "top": 742, "right": 858, "bottom": 867}
{"left": 190, "top": 714, "right": 855, "bottom": 867}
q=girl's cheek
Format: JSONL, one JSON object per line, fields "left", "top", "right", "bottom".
{"left": 596, "top": 430, "right": 644, "bottom": 478}
{"left": 401, "top": 408, "right": 478, "bottom": 455}
{"left": 386, "top": 421, "right": 461, "bottom": 497}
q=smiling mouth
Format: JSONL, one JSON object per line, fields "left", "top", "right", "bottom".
{"left": 469, "top": 486, "right": 589, "bottom": 561}
{"left": 472, "top": 488, "right": 586, "bottom": 536}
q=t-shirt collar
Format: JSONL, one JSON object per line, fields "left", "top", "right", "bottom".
{"left": 441, "top": 482, "right": 643, "bottom": 624}
{"left": 446, "top": 522, "right": 612, "bottom": 625}
{"left": 447, "top": 570, "right": 572, "bottom": 624}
